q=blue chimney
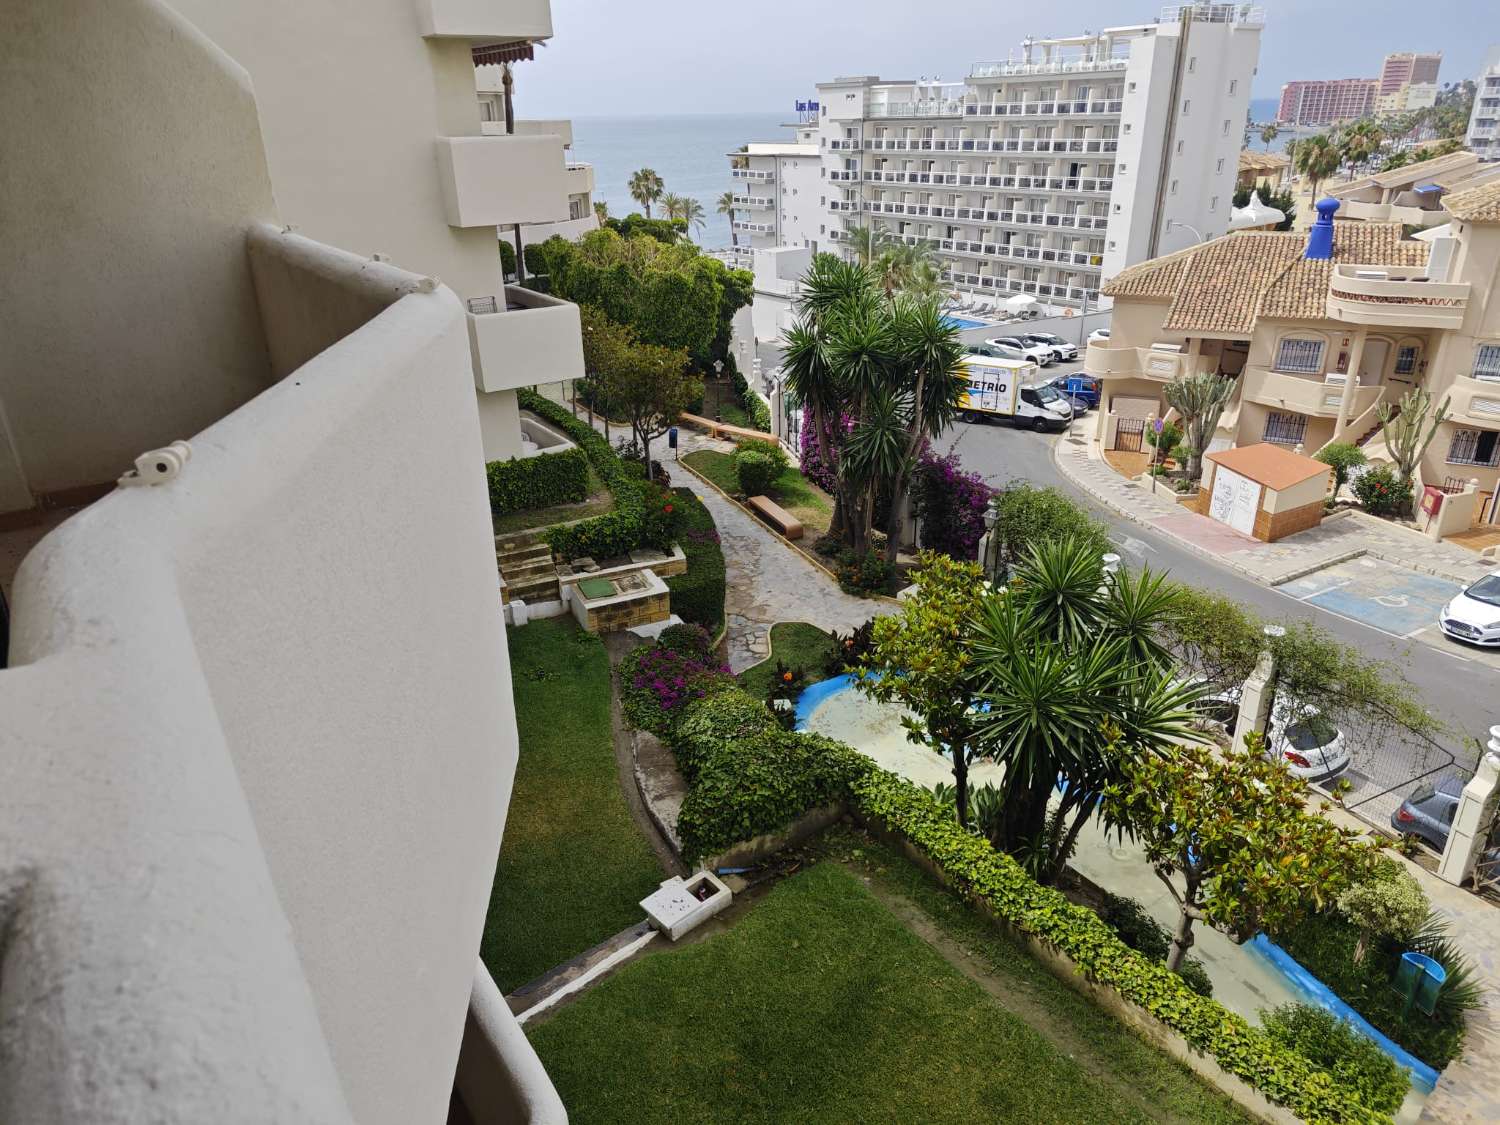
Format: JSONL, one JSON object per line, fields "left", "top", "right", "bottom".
{"left": 1304, "top": 197, "right": 1340, "bottom": 260}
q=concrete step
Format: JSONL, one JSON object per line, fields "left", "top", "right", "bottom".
{"left": 508, "top": 576, "right": 561, "bottom": 603}
{"left": 497, "top": 540, "right": 553, "bottom": 563}
{"left": 502, "top": 560, "right": 558, "bottom": 586}
{"left": 494, "top": 527, "right": 546, "bottom": 552}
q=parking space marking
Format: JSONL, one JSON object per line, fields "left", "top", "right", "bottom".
{"left": 1273, "top": 557, "right": 1466, "bottom": 645}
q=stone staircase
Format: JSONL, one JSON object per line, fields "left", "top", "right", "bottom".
{"left": 496, "top": 532, "right": 560, "bottom": 605}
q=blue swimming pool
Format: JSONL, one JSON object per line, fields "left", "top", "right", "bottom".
{"left": 941, "top": 315, "right": 987, "bottom": 330}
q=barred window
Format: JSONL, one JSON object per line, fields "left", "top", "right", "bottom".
{"left": 1474, "top": 344, "right": 1500, "bottom": 381}
{"left": 1447, "top": 428, "right": 1500, "bottom": 467}
{"left": 1274, "top": 338, "right": 1324, "bottom": 374}
{"left": 1395, "top": 345, "right": 1419, "bottom": 376}
{"left": 1263, "top": 411, "right": 1307, "bottom": 446}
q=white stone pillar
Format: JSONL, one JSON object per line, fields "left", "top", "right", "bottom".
{"left": 1438, "top": 727, "right": 1500, "bottom": 887}
{"left": 1335, "top": 327, "right": 1368, "bottom": 436}
{"left": 1234, "top": 648, "right": 1277, "bottom": 748}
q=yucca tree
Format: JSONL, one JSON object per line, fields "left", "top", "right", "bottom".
{"left": 971, "top": 538, "right": 1201, "bottom": 884}
{"left": 628, "top": 168, "right": 664, "bottom": 217}
{"left": 717, "top": 191, "right": 737, "bottom": 247}
{"left": 1163, "top": 370, "right": 1238, "bottom": 481}
{"left": 1293, "top": 134, "right": 1341, "bottom": 199}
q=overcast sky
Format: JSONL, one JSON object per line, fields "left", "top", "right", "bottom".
{"left": 515, "top": 0, "right": 1494, "bottom": 117}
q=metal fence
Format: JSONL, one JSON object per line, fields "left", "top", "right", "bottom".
{"left": 1115, "top": 417, "right": 1145, "bottom": 452}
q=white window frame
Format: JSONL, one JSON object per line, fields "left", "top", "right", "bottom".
{"left": 1474, "top": 343, "right": 1500, "bottom": 382}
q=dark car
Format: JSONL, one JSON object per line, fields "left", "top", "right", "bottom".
{"left": 1392, "top": 776, "right": 1463, "bottom": 851}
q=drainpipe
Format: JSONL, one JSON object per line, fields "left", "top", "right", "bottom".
{"left": 1146, "top": 7, "right": 1194, "bottom": 259}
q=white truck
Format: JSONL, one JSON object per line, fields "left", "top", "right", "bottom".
{"left": 957, "top": 356, "right": 1074, "bottom": 431}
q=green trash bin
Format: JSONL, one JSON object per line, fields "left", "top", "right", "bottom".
{"left": 1393, "top": 951, "right": 1446, "bottom": 1017}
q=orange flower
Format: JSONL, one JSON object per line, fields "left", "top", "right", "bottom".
{"left": 782, "top": 671, "right": 793, "bottom": 682}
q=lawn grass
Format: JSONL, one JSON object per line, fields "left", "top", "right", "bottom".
{"left": 736, "top": 621, "right": 839, "bottom": 701}
{"left": 683, "top": 448, "right": 833, "bottom": 537}
{"left": 527, "top": 850, "right": 1251, "bottom": 1124}
{"left": 491, "top": 464, "right": 613, "bottom": 537}
{"left": 481, "top": 618, "right": 664, "bottom": 993}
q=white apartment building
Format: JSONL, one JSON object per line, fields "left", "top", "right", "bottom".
{"left": 810, "top": 4, "right": 1262, "bottom": 313}
{"left": 1468, "top": 46, "right": 1500, "bottom": 161}
{"left": 3, "top": 2, "right": 564, "bottom": 1123}
{"left": 171, "top": 0, "right": 586, "bottom": 463}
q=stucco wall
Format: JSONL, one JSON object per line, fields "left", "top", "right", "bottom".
{"left": 478, "top": 388, "right": 525, "bottom": 461}
{"left": 1264, "top": 470, "right": 1330, "bottom": 514}
{"left": 0, "top": 0, "right": 276, "bottom": 503}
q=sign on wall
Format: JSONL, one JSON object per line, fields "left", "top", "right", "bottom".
{"left": 1209, "top": 465, "right": 1261, "bottom": 536}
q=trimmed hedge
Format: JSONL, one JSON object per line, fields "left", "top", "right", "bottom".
{"left": 1261, "top": 1004, "right": 1408, "bottom": 1117}
{"left": 664, "top": 487, "right": 725, "bottom": 633}
{"left": 671, "top": 687, "right": 777, "bottom": 783}
{"left": 485, "top": 448, "right": 590, "bottom": 515}
{"left": 728, "top": 356, "right": 772, "bottom": 432}
{"left": 850, "top": 771, "right": 1389, "bottom": 1125}
{"left": 517, "top": 390, "right": 647, "bottom": 560}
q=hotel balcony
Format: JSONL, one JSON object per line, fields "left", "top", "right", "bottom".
{"left": 467, "top": 285, "right": 584, "bottom": 393}
{"left": 564, "top": 160, "right": 594, "bottom": 196}
{"left": 1085, "top": 345, "right": 1214, "bottom": 382}
{"left": 970, "top": 58, "right": 1129, "bottom": 80}
{"left": 731, "top": 168, "right": 775, "bottom": 182}
{"left": 1337, "top": 200, "right": 1449, "bottom": 229}
{"left": 483, "top": 118, "right": 575, "bottom": 145}
{"left": 733, "top": 194, "right": 774, "bottom": 209}
{"left": 1326, "top": 265, "right": 1471, "bottom": 330}
{"left": 733, "top": 220, "right": 776, "bottom": 234}
{"left": 416, "top": 0, "right": 553, "bottom": 45}
{"left": 1242, "top": 367, "right": 1383, "bottom": 419}
{"left": 435, "top": 134, "right": 569, "bottom": 227}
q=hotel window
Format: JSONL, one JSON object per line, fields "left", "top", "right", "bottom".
{"left": 1209, "top": 195, "right": 1219, "bottom": 211}
{"left": 1275, "top": 337, "right": 1325, "bottom": 374}
{"left": 1394, "top": 344, "right": 1420, "bottom": 376}
{"left": 1188, "top": 57, "right": 1197, "bottom": 73}
{"left": 1216, "top": 158, "right": 1225, "bottom": 173}
{"left": 1229, "top": 79, "right": 1238, "bottom": 95}
{"left": 1176, "top": 140, "right": 1184, "bottom": 155}
{"left": 1182, "top": 99, "right": 1191, "bottom": 114}
{"left": 1170, "top": 179, "right": 1179, "bottom": 194}
{"left": 1474, "top": 344, "right": 1500, "bottom": 381}
{"left": 1447, "top": 428, "right": 1500, "bottom": 467}
{"left": 1222, "top": 119, "right": 1231, "bottom": 136}
{"left": 1128, "top": 82, "right": 1137, "bottom": 93}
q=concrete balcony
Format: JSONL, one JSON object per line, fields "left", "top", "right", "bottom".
{"left": 1444, "top": 374, "right": 1500, "bottom": 425}
{"left": 733, "top": 194, "right": 774, "bottom": 209}
{"left": 435, "top": 134, "right": 569, "bottom": 228}
{"left": 415, "top": 0, "right": 552, "bottom": 45}
{"left": 564, "top": 161, "right": 594, "bottom": 196}
{"left": 1338, "top": 199, "right": 1448, "bottom": 228}
{"left": 731, "top": 168, "right": 775, "bottom": 182}
{"left": 520, "top": 213, "right": 598, "bottom": 242}
{"left": 1326, "top": 265, "right": 1471, "bottom": 330}
{"left": 1243, "top": 367, "right": 1383, "bottom": 419}
{"left": 1084, "top": 344, "right": 1210, "bottom": 382}
{"left": 481, "top": 118, "right": 575, "bottom": 146}
{"left": 468, "top": 285, "right": 583, "bottom": 393}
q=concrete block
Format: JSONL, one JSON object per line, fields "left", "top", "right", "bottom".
{"left": 640, "top": 872, "right": 732, "bottom": 941}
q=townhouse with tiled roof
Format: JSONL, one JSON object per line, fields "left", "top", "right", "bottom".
{"left": 1085, "top": 191, "right": 1500, "bottom": 532}
{"left": 1326, "top": 150, "right": 1500, "bottom": 231}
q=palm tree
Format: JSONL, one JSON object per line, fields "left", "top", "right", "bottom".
{"left": 717, "top": 191, "right": 737, "bottom": 247}
{"left": 628, "top": 168, "right": 664, "bottom": 218}
{"left": 1260, "top": 123, "right": 1279, "bottom": 151}
{"left": 1293, "top": 134, "right": 1341, "bottom": 200}
{"left": 1338, "top": 120, "right": 1383, "bottom": 179}
{"left": 845, "top": 225, "right": 892, "bottom": 267}
{"left": 873, "top": 240, "right": 940, "bottom": 301}
{"left": 659, "top": 192, "right": 686, "bottom": 223}
{"left": 679, "top": 197, "right": 706, "bottom": 239}
{"left": 593, "top": 200, "right": 608, "bottom": 226}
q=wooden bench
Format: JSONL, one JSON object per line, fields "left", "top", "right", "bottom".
{"left": 746, "top": 494, "right": 804, "bottom": 540}
{"left": 678, "top": 412, "right": 779, "bottom": 445}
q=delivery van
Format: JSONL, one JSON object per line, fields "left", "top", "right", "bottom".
{"left": 958, "top": 356, "right": 1074, "bottom": 431}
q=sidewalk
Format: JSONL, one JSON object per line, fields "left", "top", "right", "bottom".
{"left": 1054, "top": 435, "right": 1498, "bottom": 589}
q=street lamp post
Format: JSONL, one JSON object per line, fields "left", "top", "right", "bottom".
{"left": 1165, "top": 218, "right": 1207, "bottom": 245}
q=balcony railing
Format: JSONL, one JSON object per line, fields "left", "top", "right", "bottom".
{"left": 867, "top": 101, "right": 968, "bottom": 119}
{"left": 416, "top": 0, "right": 552, "bottom": 44}
{"left": 468, "top": 285, "right": 584, "bottom": 394}
{"left": 1243, "top": 367, "right": 1382, "bottom": 419}
{"left": 732, "top": 194, "right": 773, "bottom": 209}
{"left": 1084, "top": 345, "right": 1214, "bottom": 382}
{"left": 731, "top": 168, "right": 775, "bottom": 181}
{"left": 964, "top": 99, "right": 1125, "bottom": 116}
{"left": 865, "top": 136, "right": 1117, "bottom": 155}
{"left": 1326, "top": 265, "right": 1471, "bottom": 330}
{"left": 828, "top": 169, "right": 860, "bottom": 181}
{"left": 732, "top": 220, "right": 775, "bottom": 233}
{"left": 970, "top": 58, "right": 1129, "bottom": 79}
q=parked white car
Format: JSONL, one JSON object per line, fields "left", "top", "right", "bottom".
{"left": 1439, "top": 573, "right": 1500, "bottom": 647}
{"left": 987, "top": 335, "right": 1054, "bottom": 367}
{"left": 1023, "top": 332, "right": 1079, "bottom": 362}
{"left": 1088, "top": 327, "right": 1111, "bottom": 345}
{"left": 1189, "top": 682, "right": 1350, "bottom": 784}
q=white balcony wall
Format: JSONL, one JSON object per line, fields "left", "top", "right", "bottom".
{"left": 470, "top": 285, "right": 584, "bottom": 392}
{"left": 438, "top": 134, "right": 570, "bottom": 227}
{"left": 416, "top": 0, "right": 553, "bottom": 43}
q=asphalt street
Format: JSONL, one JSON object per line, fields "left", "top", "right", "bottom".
{"left": 939, "top": 362, "right": 1498, "bottom": 799}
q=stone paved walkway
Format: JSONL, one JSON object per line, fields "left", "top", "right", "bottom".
{"left": 1055, "top": 436, "right": 1498, "bottom": 588}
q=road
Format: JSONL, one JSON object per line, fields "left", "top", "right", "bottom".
{"left": 940, "top": 384, "right": 1498, "bottom": 811}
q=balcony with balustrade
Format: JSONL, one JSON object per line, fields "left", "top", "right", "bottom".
{"left": 1242, "top": 366, "right": 1383, "bottom": 419}
{"left": 1326, "top": 265, "right": 1471, "bottom": 330}
{"left": 732, "top": 194, "right": 773, "bottom": 210}
{"left": 731, "top": 168, "right": 775, "bottom": 182}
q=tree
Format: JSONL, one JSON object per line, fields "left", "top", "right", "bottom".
{"left": 971, "top": 539, "right": 1201, "bottom": 884}
{"left": 859, "top": 552, "right": 991, "bottom": 829}
{"left": 1231, "top": 185, "right": 1295, "bottom": 230}
{"left": 1260, "top": 122, "right": 1280, "bottom": 150}
{"left": 1163, "top": 371, "right": 1237, "bottom": 481}
{"left": 628, "top": 168, "right": 664, "bottom": 218}
{"left": 679, "top": 197, "right": 706, "bottom": 239}
{"left": 660, "top": 192, "right": 687, "bottom": 224}
{"left": 1338, "top": 120, "right": 1384, "bottom": 179}
{"left": 1293, "top": 134, "right": 1341, "bottom": 199}
{"left": 587, "top": 312, "right": 697, "bottom": 468}
{"left": 873, "top": 239, "right": 939, "bottom": 301}
{"left": 986, "top": 482, "right": 1112, "bottom": 579}
{"left": 1315, "top": 442, "right": 1366, "bottom": 500}
{"left": 844, "top": 225, "right": 893, "bottom": 267}
{"left": 1377, "top": 385, "right": 1450, "bottom": 506}
{"left": 1104, "top": 736, "right": 1382, "bottom": 972}
{"left": 1336, "top": 857, "right": 1430, "bottom": 964}
{"left": 593, "top": 199, "right": 609, "bottom": 225}
{"left": 717, "top": 191, "right": 737, "bottom": 247}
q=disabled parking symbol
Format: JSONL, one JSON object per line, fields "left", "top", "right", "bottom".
{"left": 1373, "top": 595, "right": 1409, "bottom": 608}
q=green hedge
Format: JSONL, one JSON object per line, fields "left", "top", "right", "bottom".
{"left": 729, "top": 356, "right": 772, "bottom": 432}
{"left": 850, "top": 771, "right": 1388, "bottom": 1125}
{"left": 517, "top": 390, "right": 647, "bottom": 560}
{"left": 664, "top": 487, "right": 725, "bottom": 633}
{"left": 671, "top": 687, "right": 777, "bottom": 782}
{"left": 485, "top": 447, "right": 590, "bottom": 515}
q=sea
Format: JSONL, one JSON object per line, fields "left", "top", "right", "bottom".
{"left": 570, "top": 112, "right": 790, "bottom": 251}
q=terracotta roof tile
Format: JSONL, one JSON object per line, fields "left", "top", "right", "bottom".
{"left": 1445, "top": 179, "right": 1500, "bottom": 223}
{"left": 1099, "top": 243, "right": 1197, "bottom": 299}
{"left": 1207, "top": 442, "right": 1329, "bottom": 491}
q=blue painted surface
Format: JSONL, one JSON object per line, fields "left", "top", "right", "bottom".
{"left": 1247, "top": 935, "right": 1439, "bottom": 1092}
{"left": 1279, "top": 561, "right": 1460, "bottom": 637}
{"left": 794, "top": 672, "right": 856, "bottom": 730}
{"left": 942, "top": 315, "right": 987, "bottom": 330}
{"left": 1304, "top": 197, "right": 1340, "bottom": 259}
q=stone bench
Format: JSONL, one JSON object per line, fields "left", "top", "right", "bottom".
{"left": 678, "top": 412, "right": 778, "bottom": 445}
{"left": 746, "top": 494, "right": 803, "bottom": 540}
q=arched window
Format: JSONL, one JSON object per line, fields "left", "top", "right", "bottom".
{"left": 1274, "top": 336, "right": 1325, "bottom": 375}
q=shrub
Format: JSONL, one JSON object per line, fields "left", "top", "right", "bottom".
{"left": 664, "top": 488, "right": 726, "bottom": 632}
{"left": 638, "top": 482, "right": 683, "bottom": 552}
{"left": 485, "top": 447, "right": 590, "bottom": 515}
{"left": 1336, "top": 857, "right": 1430, "bottom": 960}
{"left": 1260, "top": 1004, "right": 1409, "bottom": 1117}
{"left": 1145, "top": 419, "right": 1184, "bottom": 451}
{"left": 676, "top": 729, "right": 870, "bottom": 863}
{"left": 619, "top": 642, "right": 733, "bottom": 739}
{"left": 799, "top": 410, "right": 851, "bottom": 494}
{"left": 1095, "top": 893, "right": 1213, "bottom": 998}
{"left": 835, "top": 549, "right": 894, "bottom": 596}
{"left": 735, "top": 450, "right": 777, "bottom": 496}
{"left": 734, "top": 437, "right": 789, "bottom": 475}
{"left": 656, "top": 622, "right": 713, "bottom": 661}
{"left": 498, "top": 237, "right": 517, "bottom": 279}
{"left": 990, "top": 483, "right": 1112, "bottom": 575}
{"left": 852, "top": 771, "right": 1387, "bottom": 1124}
{"left": 519, "top": 390, "right": 648, "bottom": 560}
{"left": 910, "top": 446, "right": 995, "bottom": 561}
{"left": 670, "top": 687, "right": 776, "bottom": 782}
{"left": 1351, "top": 464, "right": 1410, "bottom": 518}
{"left": 728, "top": 356, "right": 773, "bottom": 432}
{"left": 825, "top": 619, "right": 876, "bottom": 675}
{"left": 1316, "top": 442, "right": 1367, "bottom": 497}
